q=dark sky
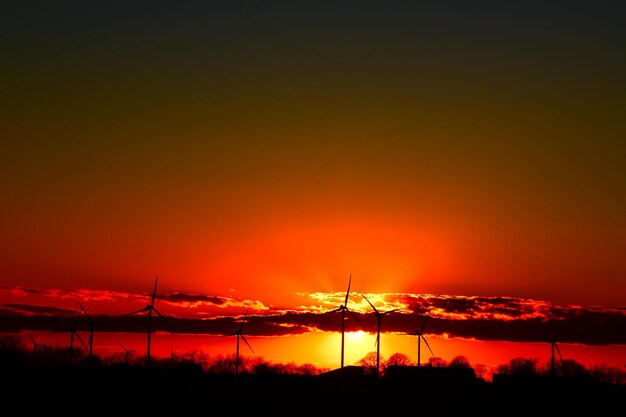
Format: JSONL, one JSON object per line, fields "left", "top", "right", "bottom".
{"left": 1, "top": 1, "right": 625, "bottom": 306}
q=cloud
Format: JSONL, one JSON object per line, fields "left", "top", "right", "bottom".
{"left": 160, "top": 293, "right": 229, "bottom": 306}
{"left": 1, "top": 287, "right": 625, "bottom": 345}
{"left": 159, "top": 293, "right": 268, "bottom": 311}
{"left": 0, "top": 303, "right": 78, "bottom": 316}
{"left": 0, "top": 286, "right": 268, "bottom": 312}
{"left": 1, "top": 286, "right": 135, "bottom": 302}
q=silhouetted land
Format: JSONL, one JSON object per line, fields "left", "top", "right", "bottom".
{"left": 2, "top": 351, "right": 625, "bottom": 417}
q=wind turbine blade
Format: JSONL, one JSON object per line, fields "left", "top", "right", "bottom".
{"left": 383, "top": 308, "right": 402, "bottom": 315}
{"left": 360, "top": 293, "right": 379, "bottom": 314}
{"left": 324, "top": 307, "right": 343, "bottom": 314}
{"left": 241, "top": 335, "right": 255, "bottom": 354}
{"left": 151, "top": 276, "right": 158, "bottom": 306}
{"left": 555, "top": 342, "right": 563, "bottom": 361}
{"left": 152, "top": 307, "right": 165, "bottom": 319}
{"left": 74, "top": 331, "right": 85, "bottom": 347}
{"left": 120, "top": 344, "right": 128, "bottom": 353}
{"left": 238, "top": 321, "right": 246, "bottom": 334}
{"left": 77, "top": 302, "right": 91, "bottom": 320}
{"left": 344, "top": 274, "right": 352, "bottom": 307}
{"left": 29, "top": 333, "right": 36, "bottom": 344}
{"left": 125, "top": 307, "right": 150, "bottom": 316}
{"left": 420, "top": 314, "right": 430, "bottom": 333}
{"left": 422, "top": 335, "right": 435, "bottom": 358}
{"left": 346, "top": 308, "right": 366, "bottom": 330}
{"left": 239, "top": 310, "right": 251, "bottom": 331}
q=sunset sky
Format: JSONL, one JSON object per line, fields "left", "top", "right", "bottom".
{"left": 1, "top": 2, "right": 625, "bottom": 373}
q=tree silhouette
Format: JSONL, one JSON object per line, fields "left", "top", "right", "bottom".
{"left": 590, "top": 364, "right": 626, "bottom": 385}
{"left": 204, "top": 353, "right": 239, "bottom": 374}
{"left": 357, "top": 351, "right": 381, "bottom": 375}
{"left": 474, "top": 364, "right": 488, "bottom": 380}
{"left": 428, "top": 356, "right": 447, "bottom": 367}
{"left": 557, "top": 358, "right": 589, "bottom": 378}
{"left": 496, "top": 357, "right": 539, "bottom": 376}
{"left": 449, "top": 355, "right": 471, "bottom": 368}
{"left": 386, "top": 352, "right": 414, "bottom": 367}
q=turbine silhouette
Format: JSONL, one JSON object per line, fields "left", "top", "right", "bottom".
{"left": 169, "top": 344, "right": 180, "bottom": 368}
{"left": 28, "top": 333, "right": 47, "bottom": 353}
{"left": 125, "top": 276, "right": 164, "bottom": 364}
{"left": 360, "top": 292, "right": 401, "bottom": 377}
{"left": 325, "top": 274, "right": 364, "bottom": 368}
{"left": 541, "top": 327, "right": 564, "bottom": 376}
{"left": 68, "top": 312, "right": 85, "bottom": 357}
{"left": 410, "top": 312, "right": 434, "bottom": 367}
{"left": 120, "top": 344, "right": 136, "bottom": 364}
{"left": 230, "top": 309, "right": 254, "bottom": 376}
{"left": 77, "top": 301, "right": 100, "bottom": 359}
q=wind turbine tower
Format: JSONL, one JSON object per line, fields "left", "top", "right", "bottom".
{"left": 411, "top": 312, "right": 435, "bottom": 367}
{"left": 541, "top": 329, "right": 564, "bottom": 377}
{"left": 126, "top": 276, "right": 164, "bottom": 364}
{"left": 325, "top": 274, "right": 364, "bottom": 368}
{"left": 360, "top": 293, "right": 401, "bottom": 378}
{"left": 230, "top": 310, "right": 254, "bottom": 376}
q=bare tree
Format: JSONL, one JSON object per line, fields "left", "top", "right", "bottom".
{"left": 386, "top": 352, "right": 414, "bottom": 367}
{"left": 357, "top": 351, "right": 381, "bottom": 375}
{"left": 449, "top": 355, "right": 471, "bottom": 368}
{"left": 496, "top": 357, "right": 539, "bottom": 376}
{"left": 428, "top": 356, "right": 447, "bottom": 367}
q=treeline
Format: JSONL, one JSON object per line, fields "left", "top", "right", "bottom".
{"left": 2, "top": 333, "right": 625, "bottom": 384}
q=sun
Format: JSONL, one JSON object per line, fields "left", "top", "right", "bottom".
{"left": 346, "top": 330, "right": 367, "bottom": 342}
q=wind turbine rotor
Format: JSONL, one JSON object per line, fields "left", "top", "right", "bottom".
{"left": 361, "top": 293, "right": 379, "bottom": 315}
{"left": 241, "top": 334, "right": 254, "bottom": 354}
{"left": 127, "top": 306, "right": 150, "bottom": 316}
{"left": 77, "top": 302, "right": 92, "bottom": 323}
{"left": 555, "top": 342, "right": 563, "bottom": 361}
{"left": 152, "top": 307, "right": 165, "bottom": 319}
{"left": 346, "top": 308, "right": 366, "bottom": 330}
{"left": 422, "top": 335, "right": 435, "bottom": 358}
{"left": 420, "top": 313, "right": 430, "bottom": 334}
{"left": 151, "top": 276, "right": 158, "bottom": 306}
{"left": 344, "top": 274, "right": 352, "bottom": 307}
{"left": 383, "top": 308, "right": 402, "bottom": 316}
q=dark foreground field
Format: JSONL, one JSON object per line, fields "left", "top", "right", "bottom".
{"left": 2, "top": 362, "right": 625, "bottom": 417}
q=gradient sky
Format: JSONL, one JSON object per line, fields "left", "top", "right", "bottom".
{"left": 1, "top": 2, "right": 625, "bottom": 370}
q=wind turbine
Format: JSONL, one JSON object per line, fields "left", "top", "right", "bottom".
{"left": 360, "top": 293, "right": 402, "bottom": 377}
{"left": 325, "top": 274, "right": 364, "bottom": 368}
{"left": 68, "top": 313, "right": 85, "bottom": 356}
{"left": 230, "top": 309, "right": 254, "bottom": 376}
{"left": 77, "top": 302, "right": 97, "bottom": 359}
{"left": 541, "top": 328, "right": 564, "bottom": 376}
{"left": 120, "top": 344, "right": 136, "bottom": 364}
{"left": 410, "top": 312, "right": 435, "bottom": 367}
{"left": 28, "top": 333, "right": 47, "bottom": 353}
{"left": 77, "top": 302, "right": 111, "bottom": 360}
{"left": 169, "top": 344, "right": 180, "bottom": 368}
{"left": 125, "top": 276, "right": 164, "bottom": 364}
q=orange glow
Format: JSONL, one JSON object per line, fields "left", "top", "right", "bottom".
{"left": 21, "top": 330, "right": 626, "bottom": 381}
{"left": 3, "top": 4, "right": 626, "bottom": 402}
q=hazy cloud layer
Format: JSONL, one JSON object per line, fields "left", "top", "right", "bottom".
{"left": 1, "top": 287, "right": 625, "bottom": 345}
